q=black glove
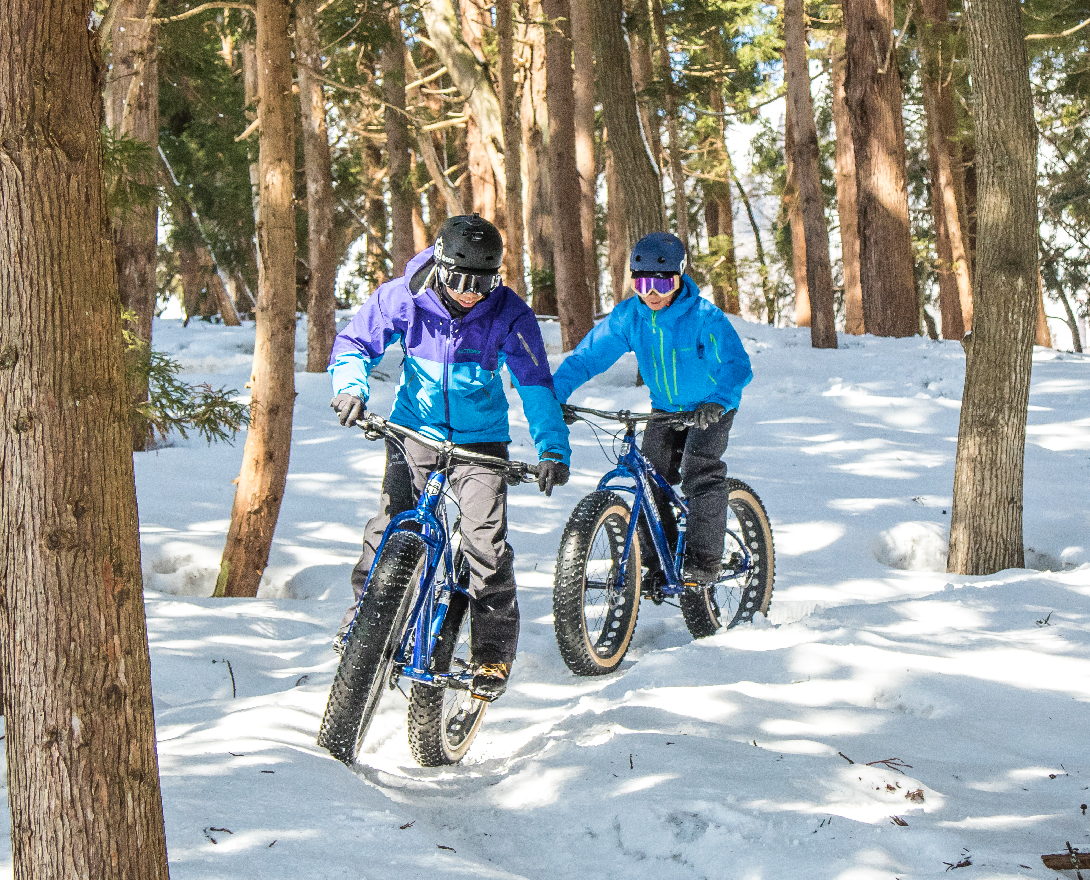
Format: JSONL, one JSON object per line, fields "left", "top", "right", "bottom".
{"left": 561, "top": 404, "right": 579, "bottom": 425}
{"left": 537, "top": 455, "right": 570, "bottom": 497}
{"left": 330, "top": 393, "right": 365, "bottom": 427}
{"left": 691, "top": 402, "right": 726, "bottom": 430}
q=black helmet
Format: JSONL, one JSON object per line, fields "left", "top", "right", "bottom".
{"left": 434, "top": 214, "right": 503, "bottom": 272}
{"left": 630, "top": 232, "right": 687, "bottom": 275}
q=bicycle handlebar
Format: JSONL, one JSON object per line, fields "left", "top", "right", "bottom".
{"left": 562, "top": 404, "right": 696, "bottom": 429}
{"left": 358, "top": 414, "right": 540, "bottom": 484}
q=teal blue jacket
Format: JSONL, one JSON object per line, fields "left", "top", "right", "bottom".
{"left": 552, "top": 275, "right": 752, "bottom": 412}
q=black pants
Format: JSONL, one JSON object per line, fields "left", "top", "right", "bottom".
{"left": 638, "top": 408, "right": 736, "bottom": 581}
{"left": 347, "top": 436, "right": 519, "bottom": 665}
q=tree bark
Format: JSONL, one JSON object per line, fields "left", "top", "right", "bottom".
{"left": 784, "top": 0, "right": 838, "bottom": 348}
{"left": 590, "top": 0, "right": 666, "bottom": 246}
{"left": 706, "top": 43, "right": 740, "bottom": 315}
{"left": 572, "top": 0, "right": 599, "bottom": 307}
{"left": 543, "top": 0, "right": 595, "bottom": 350}
{"left": 844, "top": 0, "right": 919, "bottom": 337}
{"left": 783, "top": 102, "right": 811, "bottom": 327}
{"left": 1035, "top": 275, "right": 1052, "bottom": 347}
{"left": 919, "top": 0, "right": 973, "bottom": 338}
{"left": 218, "top": 0, "right": 297, "bottom": 598}
{"left": 105, "top": 0, "right": 160, "bottom": 450}
{"left": 625, "top": 0, "right": 662, "bottom": 174}
{"left": 383, "top": 8, "right": 415, "bottom": 277}
{"left": 947, "top": 0, "right": 1039, "bottom": 576}
{"left": 497, "top": 0, "right": 529, "bottom": 300}
{"left": 461, "top": 0, "right": 504, "bottom": 226}
{"left": 650, "top": 0, "right": 690, "bottom": 252}
{"left": 158, "top": 152, "right": 241, "bottom": 327}
{"left": 605, "top": 135, "right": 631, "bottom": 303}
{"left": 520, "top": 1, "right": 557, "bottom": 314}
{"left": 422, "top": 0, "right": 508, "bottom": 199}
{"left": 832, "top": 41, "right": 864, "bottom": 335}
{"left": 0, "top": 2, "right": 170, "bottom": 875}
{"left": 296, "top": 0, "right": 337, "bottom": 372}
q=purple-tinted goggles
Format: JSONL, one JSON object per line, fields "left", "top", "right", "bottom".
{"left": 633, "top": 274, "right": 679, "bottom": 297}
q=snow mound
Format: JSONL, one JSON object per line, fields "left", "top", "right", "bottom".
{"left": 871, "top": 521, "right": 948, "bottom": 571}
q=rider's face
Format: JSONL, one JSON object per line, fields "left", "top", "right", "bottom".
{"left": 634, "top": 274, "right": 680, "bottom": 311}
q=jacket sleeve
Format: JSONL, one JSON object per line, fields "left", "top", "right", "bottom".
{"left": 703, "top": 312, "right": 753, "bottom": 411}
{"left": 327, "top": 283, "right": 404, "bottom": 400}
{"left": 550, "top": 308, "right": 633, "bottom": 404}
{"left": 501, "top": 310, "right": 571, "bottom": 466}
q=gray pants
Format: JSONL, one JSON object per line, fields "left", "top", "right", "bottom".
{"left": 349, "top": 437, "right": 519, "bottom": 665}
{"left": 638, "top": 409, "right": 736, "bottom": 581}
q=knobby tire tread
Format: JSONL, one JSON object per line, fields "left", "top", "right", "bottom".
{"left": 553, "top": 491, "right": 641, "bottom": 676}
{"left": 317, "top": 532, "right": 425, "bottom": 764}
{"left": 407, "top": 592, "right": 485, "bottom": 765}
{"left": 680, "top": 478, "right": 775, "bottom": 638}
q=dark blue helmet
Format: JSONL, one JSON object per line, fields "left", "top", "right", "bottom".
{"left": 630, "top": 232, "right": 687, "bottom": 275}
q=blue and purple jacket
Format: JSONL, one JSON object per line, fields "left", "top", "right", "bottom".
{"left": 328, "top": 248, "right": 570, "bottom": 465}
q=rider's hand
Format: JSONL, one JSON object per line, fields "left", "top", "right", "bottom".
{"left": 691, "top": 402, "right": 726, "bottom": 430}
{"left": 561, "top": 404, "right": 579, "bottom": 425}
{"left": 537, "top": 455, "right": 570, "bottom": 497}
{"left": 331, "top": 393, "right": 366, "bottom": 427}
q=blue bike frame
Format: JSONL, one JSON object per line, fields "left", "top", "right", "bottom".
{"left": 350, "top": 470, "right": 473, "bottom": 690}
{"left": 594, "top": 419, "right": 755, "bottom": 598}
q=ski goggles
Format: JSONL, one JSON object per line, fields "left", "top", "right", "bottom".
{"left": 437, "top": 264, "right": 502, "bottom": 297}
{"left": 633, "top": 273, "right": 680, "bottom": 297}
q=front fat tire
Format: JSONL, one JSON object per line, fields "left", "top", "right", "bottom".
{"left": 317, "top": 532, "right": 424, "bottom": 764}
{"left": 553, "top": 491, "right": 641, "bottom": 676}
{"left": 680, "top": 479, "right": 775, "bottom": 639}
{"left": 407, "top": 592, "right": 486, "bottom": 766}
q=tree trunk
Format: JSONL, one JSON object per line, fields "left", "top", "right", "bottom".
{"left": 158, "top": 152, "right": 241, "bottom": 327}
{"left": 1035, "top": 275, "right": 1052, "bottom": 347}
{"left": 520, "top": 1, "right": 557, "bottom": 314}
{"left": 920, "top": 0, "right": 973, "bottom": 338}
{"left": 605, "top": 136, "right": 631, "bottom": 304}
{"left": 461, "top": 0, "right": 504, "bottom": 226}
{"left": 844, "top": 0, "right": 919, "bottom": 337}
{"left": 832, "top": 41, "right": 864, "bottom": 335}
{"left": 783, "top": 103, "right": 811, "bottom": 327}
{"left": 217, "top": 0, "right": 297, "bottom": 598}
{"left": 947, "top": 0, "right": 1039, "bottom": 576}
{"left": 0, "top": 3, "right": 170, "bottom": 875}
{"left": 296, "top": 0, "right": 337, "bottom": 372}
{"left": 543, "top": 0, "right": 595, "bottom": 350}
{"left": 625, "top": 0, "right": 662, "bottom": 174}
{"left": 1055, "top": 286, "right": 1083, "bottom": 353}
{"left": 733, "top": 167, "right": 776, "bottom": 323}
{"left": 706, "top": 44, "right": 740, "bottom": 315}
{"left": 572, "top": 0, "right": 600, "bottom": 307}
{"left": 422, "top": 0, "right": 507, "bottom": 199}
{"left": 383, "top": 8, "right": 415, "bottom": 277}
{"left": 784, "top": 0, "right": 838, "bottom": 348}
{"left": 105, "top": 0, "right": 160, "bottom": 450}
{"left": 497, "top": 0, "right": 528, "bottom": 300}
{"left": 650, "top": 0, "right": 690, "bottom": 252}
{"left": 591, "top": 0, "right": 666, "bottom": 245}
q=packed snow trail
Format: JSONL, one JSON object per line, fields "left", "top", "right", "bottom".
{"left": 1, "top": 316, "right": 1088, "bottom": 878}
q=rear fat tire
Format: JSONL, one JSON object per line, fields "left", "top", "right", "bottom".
{"left": 407, "top": 591, "right": 487, "bottom": 765}
{"left": 553, "top": 491, "right": 641, "bottom": 675}
{"left": 680, "top": 479, "right": 775, "bottom": 639}
{"left": 317, "top": 532, "right": 424, "bottom": 764}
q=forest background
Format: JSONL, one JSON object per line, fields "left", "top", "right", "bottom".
{"left": 1, "top": 0, "right": 1089, "bottom": 875}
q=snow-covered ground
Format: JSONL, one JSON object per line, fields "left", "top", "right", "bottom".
{"left": 3, "top": 311, "right": 1090, "bottom": 879}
